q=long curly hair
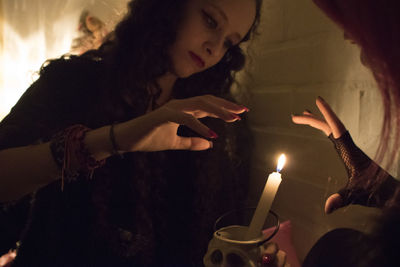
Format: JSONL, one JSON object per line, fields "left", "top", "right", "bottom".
{"left": 80, "top": 0, "right": 262, "bottom": 116}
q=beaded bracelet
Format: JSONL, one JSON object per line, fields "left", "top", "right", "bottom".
{"left": 50, "top": 124, "right": 106, "bottom": 190}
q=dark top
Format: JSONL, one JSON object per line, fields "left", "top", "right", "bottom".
{"left": 0, "top": 57, "right": 252, "bottom": 266}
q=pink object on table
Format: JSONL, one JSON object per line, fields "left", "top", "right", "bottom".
{"left": 263, "top": 220, "right": 301, "bottom": 267}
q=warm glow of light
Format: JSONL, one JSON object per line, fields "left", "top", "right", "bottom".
{"left": 0, "top": 16, "right": 77, "bottom": 121}
{"left": 276, "top": 154, "right": 286, "bottom": 172}
{"left": 0, "top": 0, "right": 131, "bottom": 122}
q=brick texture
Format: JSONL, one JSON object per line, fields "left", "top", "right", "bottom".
{"left": 244, "top": 0, "right": 385, "bottom": 262}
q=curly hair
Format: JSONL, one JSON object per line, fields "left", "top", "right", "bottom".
{"left": 80, "top": 0, "right": 263, "bottom": 115}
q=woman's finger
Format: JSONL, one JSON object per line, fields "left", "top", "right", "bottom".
{"left": 291, "top": 114, "right": 332, "bottom": 136}
{"left": 200, "top": 94, "right": 249, "bottom": 113}
{"left": 316, "top": 97, "right": 346, "bottom": 138}
{"left": 174, "top": 136, "right": 213, "bottom": 151}
{"left": 325, "top": 193, "right": 344, "bottom": 214}
{"left": 166, "top": 98, "right": 242, "bottom": 122}
{"left": 174, "top": 95, "right": 247, "bottom": 114}
{"left": 168, "top": 110, "right": 218, "bottom": 139}
{"left": 190, "top": 97, "right": 242, "bottom": 121}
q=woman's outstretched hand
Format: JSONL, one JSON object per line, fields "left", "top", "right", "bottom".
{"left": 291, "top": 96, "right": 386, "bottom": 213}
{"left": 115, "top": 94, "right": 248, "bottom": 152}
{"left": 291, "top": 97, "right": 349, "bottom": 213}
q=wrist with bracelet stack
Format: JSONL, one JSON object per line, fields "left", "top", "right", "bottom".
{"left": 50, "top": 124, "right": 108, "bottom": 190}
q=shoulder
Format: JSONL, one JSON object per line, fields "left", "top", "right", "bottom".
{"left": 30, "top": 55, "right": 108, "bottom": 102}
{"left": 40, "top": 55, "right": 104, "bottom": 84}
{"left": 1, "top": 56, "right": 107, "bottom": 126}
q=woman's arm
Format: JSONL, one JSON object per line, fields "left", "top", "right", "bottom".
{"left": 0, "top": 124, "right": 113, "bottom": 202}
{"left": 0, "top": 95, "right": 247, "bottom": 202}
{"left": 0, "top": 143, "right": 58, "bottom": 202}
{"left": 0, "top": 58, "right": 109, "bottom": 201}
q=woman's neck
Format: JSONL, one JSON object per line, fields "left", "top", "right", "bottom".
{"left": 156, "top": 72, "right": 178, "bottom": 106}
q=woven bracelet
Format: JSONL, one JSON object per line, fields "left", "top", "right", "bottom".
{"left": 50, "top": 124, "right": 106, "bottom": 190}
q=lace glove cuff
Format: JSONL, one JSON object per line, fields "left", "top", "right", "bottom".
{"left": 329, "top": 131, "right": 399, "bottom": 208}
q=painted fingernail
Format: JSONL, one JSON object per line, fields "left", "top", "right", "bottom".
{"left": 232, "top": 114, "right": 242, "bottom": 121}
{"left": 304, "top": 109, "right": 312, "bottom": 113}
{"left": 209, "top": 130, "right": 218, "bottom": 139}
{"left": 262, "top": 253, "right": 273, "bottom": 264}
{"left": 243, "top": 106, "right": 250, "bottom": 112}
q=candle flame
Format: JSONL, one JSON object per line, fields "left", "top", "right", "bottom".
{"left": 276, "top": 154, "right": 286, "bottom": 172}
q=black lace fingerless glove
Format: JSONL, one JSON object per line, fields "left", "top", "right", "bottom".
{"left": 329, "top": 131, "right": 400, "bottom": 208}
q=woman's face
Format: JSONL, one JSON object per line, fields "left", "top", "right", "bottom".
{"left": 168, "top": 0, "right": 256, "bottom": 78}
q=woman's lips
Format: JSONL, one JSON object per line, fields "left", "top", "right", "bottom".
{"left": 189, "top": 51, "right": 205, "bottom": 68}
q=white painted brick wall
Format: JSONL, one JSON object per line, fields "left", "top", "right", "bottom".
{"left": 245, "top": 0, "right": 385, "bottom": 261}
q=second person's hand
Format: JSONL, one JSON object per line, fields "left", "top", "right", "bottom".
{"left": 291, "top": 96, "right": 376, "bottom": 213}
{"left": 291, "top": 96, "right": 346, "bottom": 138}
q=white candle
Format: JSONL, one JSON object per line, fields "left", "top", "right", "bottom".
{"left": 246, "top": 154, "right": 286, "bottom": 240}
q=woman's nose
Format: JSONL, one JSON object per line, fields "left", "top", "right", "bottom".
{"left": 204, "top": 35, "right": 223, "bottom": 58}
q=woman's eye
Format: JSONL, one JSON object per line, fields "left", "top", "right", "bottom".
{"left": 202, "top": 10, "right": 218, "bottom": 29}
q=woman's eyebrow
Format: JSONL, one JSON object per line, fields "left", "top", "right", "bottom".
{"left": 208, "top": 2, "right": 228, "bottom": 22}
{"left": 207, "top": 2, "right": 243, "bottom": 41}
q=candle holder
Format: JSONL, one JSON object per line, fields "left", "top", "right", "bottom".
{"left": 203, "top": 207, "right": 280, "bottom": 267}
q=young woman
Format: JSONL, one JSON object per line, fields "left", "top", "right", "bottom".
{"left": 292, "top": 0, "right": 400, "bottom": 266}
{"left": 0, "top": 0, "right": 285, "bottom": 266}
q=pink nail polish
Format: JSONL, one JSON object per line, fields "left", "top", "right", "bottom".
{"left": 208, "top": 130, "right": 218, "bottom": 139}
{"left": 232, "top": 114, "right": 241, "bottom": 121}
{"left": 243, "top": 106, "right": 250, "bottom": 112}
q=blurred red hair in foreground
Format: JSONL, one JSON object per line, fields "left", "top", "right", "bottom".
{"left": 314, "top": 0, "right": 400, "bottom": 166}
